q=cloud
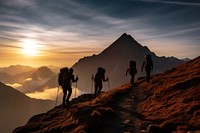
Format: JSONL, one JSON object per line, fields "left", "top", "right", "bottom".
{"left": 24, "top": 78, "right": 32, "bottom": 81}
{"left": 0, "top": 44, "right": 21, "bottom": 49}
{"left": 2, "top": 0, "right": 36, "bottom": 7}
{"left": 132, "top": 0, "right": 200, "bottom": 7}
{"left": 6, "top": 83, "right": 22, "bottom": 88}
{"left": 26, "top": 86, "right": 87, "bottom": 101}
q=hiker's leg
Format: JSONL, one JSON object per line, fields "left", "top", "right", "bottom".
{"left": 62, "top": 87, "right": 67, "bottom": 106}
{"left": 94, "top": 83, "right": 98, "bottom": 96}
{"left": 146, "top": 69, "right": 151, "bottom": 82}
{"left": 66, "top": 87, "right": 72, "bottom": 103}
{"left": 130, "top": 74, "right": 135, "bottom": 85}
{"left": 97, "top": 84, "right": 102, "bottom": 95}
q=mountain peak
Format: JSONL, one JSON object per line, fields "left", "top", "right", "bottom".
{"left": 37, "top": 66, "right": 51, "bottom": 71}
{"left": 100, "top": 33, "right": 144, "bottom": 57}
{"left": 121, "top": 32, "right": 128, "bottom": 37}
{"left": 118, "top": 32, "right": 131, "bottom": 40}
{"left": 31, "top": 66, "right": 55, "bottom": 80}
{"left": 112, "top": 33, "right": 142, "bottom": 48}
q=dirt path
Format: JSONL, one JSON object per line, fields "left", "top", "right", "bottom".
{"left": 116, "top": 85, "right": 142, "bottom": 133}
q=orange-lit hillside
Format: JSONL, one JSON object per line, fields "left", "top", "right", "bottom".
{"left": 14, "top": 56, "right": 200, "bottom": 133}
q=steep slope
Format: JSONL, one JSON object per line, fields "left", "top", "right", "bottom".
{"left": 35, "top": 75, "right": 58, "bottom": 92}
{"left": 0, "top": 82, "right": 54, "bottom": 133}
{"left": 72, "top": 33, "right": 184, "bottom": 92}
{"left": 0, "top": 72, "right": 12, "bottom": 83}
{"left": 136, "top": 56, "right": 200, "bottom": 132}
{"left": 14, "top": 56, "right": 200, "bottom": 133}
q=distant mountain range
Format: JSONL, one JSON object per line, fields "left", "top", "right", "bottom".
{"left": 72, "top": 33, "right": 184, "bottom": 91}
{"left": 0, "top": 65, "right": 35, "bottom": 75}
{"left": 0, "top": 66, "right": 56, "bottom": 93}
{"left": 0, "top": 33, "right": 186, "bottom": 94}
{"left": 0, "top": 82, "right": 54, "bottom": 133}
{"left": 17, "top": 66, "right": 56, "bottom": 93}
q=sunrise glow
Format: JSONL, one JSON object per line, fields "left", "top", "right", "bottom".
{"left": 21, "top": 39, "right": 40, "bottom": 56}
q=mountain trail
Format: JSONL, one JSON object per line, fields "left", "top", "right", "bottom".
{"left": 115, "top": 84, "right": 143, "bottom": 132}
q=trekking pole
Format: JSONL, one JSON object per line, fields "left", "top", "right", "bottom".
{"left": 107, "top": 78, "right": 110, "bottom": 90}
{"left": 75, "top": 75, "right": 78, "bottom": 98}
{"left": 55, "top": 85, "right": 60, "bottom": 107}
{"left": 91, "top": 74, "right": 94, "bottom": 94}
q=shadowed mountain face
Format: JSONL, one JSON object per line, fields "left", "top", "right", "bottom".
{"left": 17, "top": 66, "right": 56, "bottom": 93}
{"left": 0, "top": 82, "right": 54, "bottom": 133}
{"left": 72, "top": 33, "right": 184, "bottom": 91}
{"left": 13, "top": 56, "right": 200, "bottom": 133}
{"left": 31, "top": 66, "right": 55, "bottom": 80}
{"left": 35, "top": 75, "right": 58, "bottom": 92}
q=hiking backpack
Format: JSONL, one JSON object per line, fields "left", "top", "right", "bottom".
{"left": 58, "top": 67, "right": 68, "bottom": 86}
{"left": 145, "top": 54, "right": 153, "bottom": 69}
{"left": 129, "top": 60, "right": 137, "bottom": 74}
{"left": 94, "top": 67, "right": 105, "bottom": 83}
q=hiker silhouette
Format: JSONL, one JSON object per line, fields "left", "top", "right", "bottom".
{"left": 126, "top": 60, "right": 137, "bottom": 85}
{"left": 58, "top": 68, "right": 78, "bottom": 107}
{"left": 58, "top": 67, "right": 69, "bottom": 107}
{"left": 94, "top": 67, "right": 109, "bottom": 96}
{"left": 64, "top": 68, "right": 78, "bottom": 106}
{"left": 141, "top": 54, "right": 153, "bottom": 82}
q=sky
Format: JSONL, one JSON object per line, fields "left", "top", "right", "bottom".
{"left": 0, "top": 0, "right": 200, "bottom": 67}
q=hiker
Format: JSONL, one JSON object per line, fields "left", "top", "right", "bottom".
{"left": 141, "top": 54, "right": 153, "bottom": 82}
{"left": 58, "top": 67, "right": 69, "bottom": 107}
{"left": 126, "top": 60, "right": 137, "bottom": 85}
{"left": 64, "top": 68, "right": 78, "bottom": 106}
{"left": 94, "top": 67, "right": 109, "bottom": 96}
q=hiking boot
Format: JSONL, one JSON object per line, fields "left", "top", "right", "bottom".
{"left": 62, "top": 103, "right": 66, "bottom": 108}
{"left": 65, "top": 100, "right": 69, "bottom": 105}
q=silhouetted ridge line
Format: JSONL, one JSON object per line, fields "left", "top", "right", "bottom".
{"left": 111, "top": 33, "right": 142, "bottom": 47}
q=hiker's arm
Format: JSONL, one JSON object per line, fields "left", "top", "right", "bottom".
{"left": 72, "top": 75, "right": 78, "bottom": 82}
{"left": 103, "top": 75, "right": 109, "bottom": 82}
{"left": 151, "top": 61, "right": 153, "bottom": 70}
{"left": 126, "top": 68, "right": 129, "bottom": 76}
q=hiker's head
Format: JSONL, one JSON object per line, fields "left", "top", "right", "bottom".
{"left": 69, "top": 68, "right": 73, "bottom": 73}
{"left": 145, "top": 54, "right": 151, "bottom": 60}
{"left": 98, "top": 67, "right": 105, "bottom": 74}
{"left": 101, "top": 68, "right": 105, "bottom": 74}
{"left": 130, "top": 60, "right": 136, "bottom": 67}
{"left": 97, "top": 67, "right": 101, "bottom": 73}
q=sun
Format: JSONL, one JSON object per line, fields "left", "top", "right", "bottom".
{"left": 21, "top": 39, "right": 39, "bottom": 56}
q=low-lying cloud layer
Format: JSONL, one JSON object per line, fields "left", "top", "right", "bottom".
{"left": 26, "top": 86, "right": 86, "bottom": 101}
{"left": 6, "top": 83, "right": 22, "bottom": 88}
